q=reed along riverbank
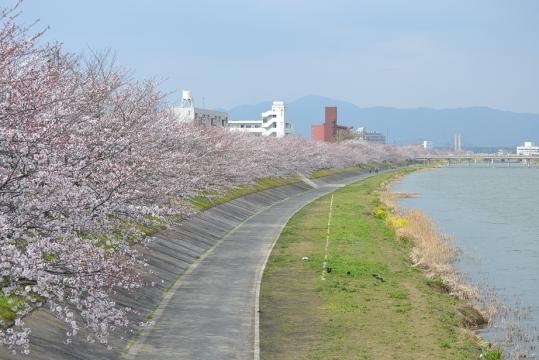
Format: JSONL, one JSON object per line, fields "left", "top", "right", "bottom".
{"left": 392, "top": 166, "right": 539, "bottom": 359}
{"left": 260, "top": 169, "right": 499, "bottom": 360}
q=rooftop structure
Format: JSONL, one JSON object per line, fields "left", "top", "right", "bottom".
{"left": 423, "top": 140, "right": 433, "bottom": 150}
{"left": 311, "top": 106, "right": 352, "bottom": 143}
{"left": 354, "top": 127, "right": 386, "bottom": 144}
{"left": 227, "top": 101, "right": 293, "bottom": 138}
{"left": 516, "top": 141, "right": 539, "bottom": 156}
{"left": 172, "top": 90, "right": 228, "bottom": 127}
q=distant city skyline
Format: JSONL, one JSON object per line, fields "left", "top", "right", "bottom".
{"left": 17, "top": 0, "right": 539, "bottom": 113}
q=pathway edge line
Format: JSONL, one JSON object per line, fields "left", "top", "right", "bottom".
{"left": 124, "top": 186, "right": 314, "bottom": 359}
{"left": 253, "top": 172, "right": 375, "bottom": 359}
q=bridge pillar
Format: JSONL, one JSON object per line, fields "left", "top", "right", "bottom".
{"left": 527, "top": 159, "right": 531, "bottom": 168}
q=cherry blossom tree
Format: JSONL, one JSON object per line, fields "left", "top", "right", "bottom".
{"left": 0, "top": 2, "right": 427, "bottom": 353}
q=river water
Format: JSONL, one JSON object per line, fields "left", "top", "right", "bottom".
{"left": 393, "top": 165, "right": 539, "bottom": 357}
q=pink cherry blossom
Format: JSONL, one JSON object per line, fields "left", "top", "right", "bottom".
{"left": 0, "top": 2, "right": 432, "bottom": 353}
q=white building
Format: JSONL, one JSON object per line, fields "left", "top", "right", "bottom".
{"left": 516, "top": 141, "right": 539, "bottom": 156}
{"left": 354, "top": 127, "right": 386, "bottom": 143}
{"left": 227, "top": 101, "right": 293, "bottom": 137}
{"left": 172, "top": 90, "right": 228, "bottom": 127}
{"left": 423, "top": 140, "right": 433, "bottom": 150}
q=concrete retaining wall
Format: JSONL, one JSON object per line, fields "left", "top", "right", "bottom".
{"left": 0, "top": 169, "right": 371, "bottom": 359}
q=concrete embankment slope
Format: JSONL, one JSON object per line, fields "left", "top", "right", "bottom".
{"left": 0, "top": 169, "right": 376, "bottom": 360}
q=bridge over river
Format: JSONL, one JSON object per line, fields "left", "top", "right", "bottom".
{"left": 416, "top": 154, "right": 539, "bottom": 167}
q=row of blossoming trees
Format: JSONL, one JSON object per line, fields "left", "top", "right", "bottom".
{"left": 0, "top": 4, "right": 426, "bottom": 353}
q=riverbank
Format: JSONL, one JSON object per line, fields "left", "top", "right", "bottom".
{"left": 0, "top": 167, "right": 386, "bottom": 359}
{"left": 0, "top": 163, "right": 395, "bottom": 330}
{"left": 391, "top": 166, "right": 539, "bottom": 359}
{"left": 260, "top": 169, "right": 498, "bottom": 359}
{"left": 190, "top": 162, "right": 394, "bottom": 211}
{"left": 379, "top": 173, "right": 482, "bottom": 303}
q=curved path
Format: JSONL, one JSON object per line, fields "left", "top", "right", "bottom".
{"left": 125, "top": 172, "right": 374, "bottom": 360}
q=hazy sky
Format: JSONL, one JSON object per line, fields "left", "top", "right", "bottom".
{"left": 16, "top": 0, "right": 539, "bottom": 112}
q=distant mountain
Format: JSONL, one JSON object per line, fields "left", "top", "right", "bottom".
{"left": 227, "top": 95, "right": 539, "bottom": 148}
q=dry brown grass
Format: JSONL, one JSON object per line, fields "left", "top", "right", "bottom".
{"left": 380, "top": 187, "right": 480, "bottom": 302}
{"left": 381, "top": 178, "right": 538, "bottom": 359}
{"left": 401, "top": 208, "right": 480, "bottom": 300}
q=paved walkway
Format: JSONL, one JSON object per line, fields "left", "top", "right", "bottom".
{"left": 125, "top": 173, "right": 372, "bottom": 360}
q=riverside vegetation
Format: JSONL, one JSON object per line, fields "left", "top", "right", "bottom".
{"left": 260, "top": 169, "right": 501, "bottom": 359}
{"left": 388, "top": 168, "right": 539, "bottom": 359}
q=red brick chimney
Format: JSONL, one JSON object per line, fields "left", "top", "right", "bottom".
{"left": 324, "top": 106, "right": 337, "bottom": 142}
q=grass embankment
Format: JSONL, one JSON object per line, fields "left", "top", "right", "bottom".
{"left": 309, "top": 163, "right": 385, "bottom": 179}
{"left": 260, "top": 170, "right": 491, "bottom": 359}
{"left": 0, "top": 164, "right": 384, "bottom": 325}
{"left": 190, "top": 177, "right": 302, "bottom": 211}
{"left": 0, "top": 163, "right": 393, "bottom": 326}
{"left": 190, "top": 163, "right": 392, "bottom": 211}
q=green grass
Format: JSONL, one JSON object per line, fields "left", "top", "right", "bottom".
{"left": 482, "top": 349, "right": 502, "bottom": 360}
{"left": 0, "top": 295, "right": 24, "bottom": 325}
{"left": 115, "top": 215, "right": 167, "bottom": 244}
{"left": 310, "top": 162, "right": 398, "bottom": 179}
{"left": 260, "top": 170, "right": 486, "bottom": 359}
{"left": 190, "top": 162, "right": 400, "bottom": 212}
{"left": 190, "top": 177, "right": 302, "bottom": 211}
{"left": 310, "top": 165, "right": 368, "bottom": 179}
